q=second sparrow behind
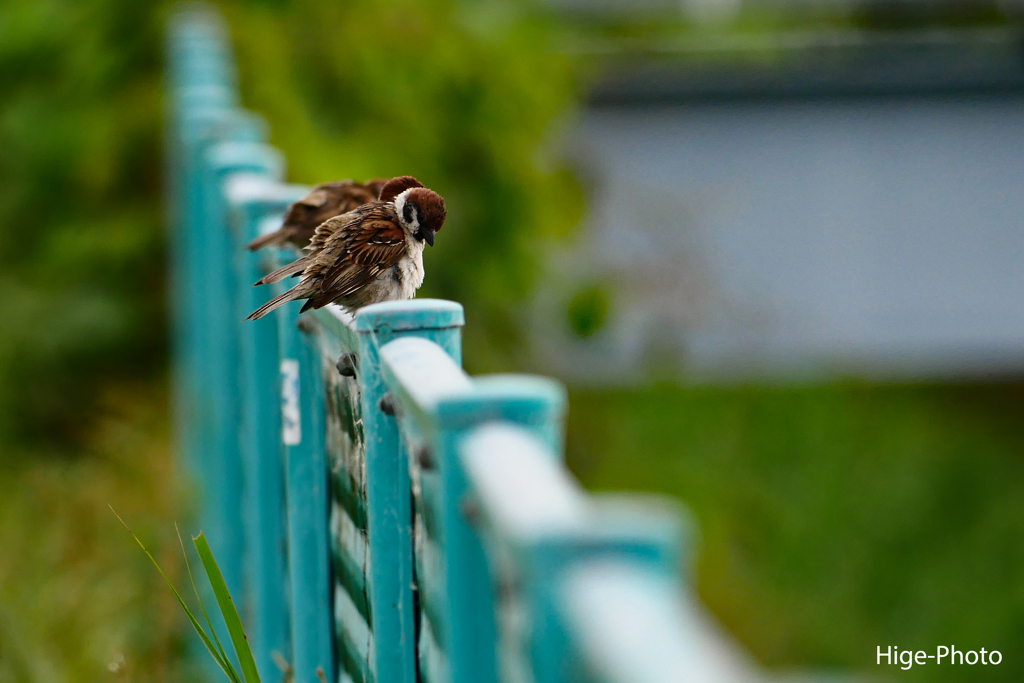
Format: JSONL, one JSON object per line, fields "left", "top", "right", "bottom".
{"left": 246, "top": 176, "right": 446, "bottom": 320}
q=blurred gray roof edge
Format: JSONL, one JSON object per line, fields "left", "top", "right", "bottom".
{"left": 580, "top": 26, "right": 1024, "bottom": 104}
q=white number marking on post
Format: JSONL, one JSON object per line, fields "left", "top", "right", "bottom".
{"left": 281, "top": 359, "right": 301, "bottom": 445}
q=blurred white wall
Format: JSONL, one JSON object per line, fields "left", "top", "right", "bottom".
{"left": 533, "top": 95, "right": 1024, "bottom": 382}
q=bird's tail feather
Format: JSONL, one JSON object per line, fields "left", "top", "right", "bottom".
{"left": 246, "top": 287, "right": 305, "bottom": 321}
{"left": 245, "top": 231, "right": 286, "bottom": 252}
{"left": 255, "top": 259, "right": 307, "bottom": 286}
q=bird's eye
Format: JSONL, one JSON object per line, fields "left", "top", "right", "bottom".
{"left": 416, "top": 206, "right": 427, "bottom": 228}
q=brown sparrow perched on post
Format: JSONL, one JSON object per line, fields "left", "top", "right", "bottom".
{"left": 244, "top": 178, "right": 387, "bottom": 251}
{"left": 245, "top": 176, "right": 446, "bottom": 320}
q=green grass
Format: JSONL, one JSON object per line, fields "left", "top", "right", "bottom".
{"left": 565, "top": 381, "right": 1024, "bottom": 682}
{"left": 114, "top": 511, "right": 261, "bottom": 683}
{"left": 0, "top": 382, "right": 193, "bottom": 682}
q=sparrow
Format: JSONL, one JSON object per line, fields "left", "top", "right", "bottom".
{"left": 244, "top": 178, "right": 387, "bottom": 251}
{"left": 245, "top": 176, "right": 446, "bottom": 320}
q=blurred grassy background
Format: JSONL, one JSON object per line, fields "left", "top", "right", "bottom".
{"left": 1, "top": 1, "right": 179, "bottom": 677}
{"left": 1, "top": 0, "right": 1022, "bottom": 681}
{"left": 567, "top": 382, "right": 1024, "bottom": 682}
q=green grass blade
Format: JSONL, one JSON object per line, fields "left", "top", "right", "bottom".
{"left": 193, "top": 532, "right": 262, "bottom": 683}
{"left": 109, "top": 507, "right": 238, "bottom": 682}
{"left": 176, "top": 525, "right": 243, "bottom": 683}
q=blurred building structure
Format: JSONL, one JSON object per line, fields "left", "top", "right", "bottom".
{"left": 534, "top": 16, "right": 1024, "bottom": 383}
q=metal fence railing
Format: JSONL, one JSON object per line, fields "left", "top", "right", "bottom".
{"left": 167, "top": 7, "right": 759, "bottom": 683}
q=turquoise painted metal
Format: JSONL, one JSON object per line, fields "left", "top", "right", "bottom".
{"left": 228, "top": 178, "right": 310, "bottom": 678}
{"left": 168, "top": 8, "right": 751, "bottom": 683}
{"left": 167, "top": 9, "right": 254, "bottom": 676}
{"left": 202, "top": 141, "right": 284, "bottom": 608}
{"left": 355, "top": 299, "right": 465, "bottom": 683}
{"left": 276, "top": 302, "right": 334, "bottom": 683}
{"left": 378, "top": 339, "right": 566, "bottom": 683}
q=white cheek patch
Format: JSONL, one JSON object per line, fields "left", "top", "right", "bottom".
{"left": 393, "top": 192, "right": 408, "bottom": 216}
{"left": 392, "top": 190, "right": 419, "bottom": 233}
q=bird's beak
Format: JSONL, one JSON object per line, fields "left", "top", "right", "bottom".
{"left": 423, "top": 228, "right": 435, "bottom": 247}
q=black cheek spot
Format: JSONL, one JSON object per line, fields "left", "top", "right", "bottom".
{"left": 403, "top": 202, "right": 415, "bottom": 224}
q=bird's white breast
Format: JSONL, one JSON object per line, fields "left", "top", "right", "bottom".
{"left": 396, "top": 237, "right": 426, "bottom": 299}
{"left": 345, "top": 233, "right": 425, "bottom": 311}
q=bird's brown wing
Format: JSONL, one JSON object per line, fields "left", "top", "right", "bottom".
{"left": 304, "top": 185, "right": 380, "bottom": 251}
{"left": 304, "top": 204, "right": 407, "bottom": 308}
{"left": 296, "top": 186, "right": 332, "bottom": 208}
{"left": 317, "top": 182, "right": 376, "bottom": 217}
{"left": 248, "top": 181, "right": 349, "bottom": 250}
{"left": 269, "top": 180, "right": 376, "bottom": 248}
{"left": 276, "top": 184, "right": 339, "bottom": 238}
{"left": 308, "top": 211, "right": 354, "bottom": 251}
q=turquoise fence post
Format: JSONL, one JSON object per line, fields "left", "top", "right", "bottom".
{"left": 456, "top": 424, "right": 691, "bottom": 683}
{"left": 354, "top": 299, "right": 465, "bottom": 683}
{"left": 376, "top": 337, "right": 567, "bottom": 683}
{"left": 166, "top": 13, "right": 252, "bottom": 681}
{"left": 434, "top": 377, "right": 566, "bottom": 683}
{"left": 176, "top": 107, "right": 265, "bottom": 492}
{"left": 228, "top": 177, "right": 309, "bottom": 679}
{"left": 526, "top": 507, "right": 685, "bottom": 683}
{"left": 167, "top": 100, "right": 231, "bottom": 486}
{"left": 167, "top": 8, "right": 247, "bottom": 488}
{"left": 202, "top": 141, "right": 283, "bottom": 616}
{"left": 309, "top": 307, "right": 371, "bottom": 683}
{"left": 277, "top": 303, "right": 334, "bottom": 683}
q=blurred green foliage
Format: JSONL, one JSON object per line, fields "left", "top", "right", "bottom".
{"left": 567, "top": 381, "right": 1024, "bottom": 682}
{"left": 0, "top": 383, "right": 193, "bottom": 682}
{"left": 0, "top": 0, "right": 167, "bottom": 446}
{"left": 0, "top": 0, "right": 583, "bottom": 450}
{"left": 566, "top": 284, "right": 609, "bottom": 338}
